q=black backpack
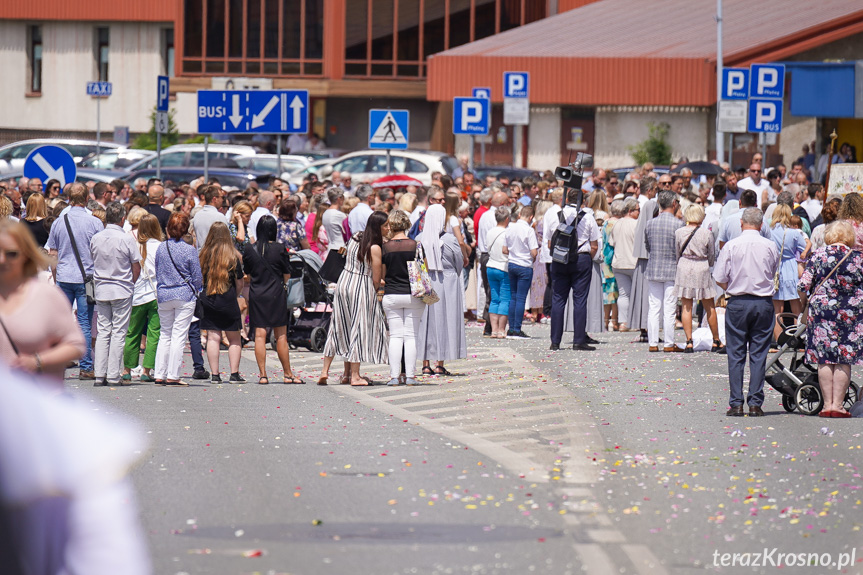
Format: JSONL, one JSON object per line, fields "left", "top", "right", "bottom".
{"left": 550, "top": 206, "right": 587, "bottom": 264}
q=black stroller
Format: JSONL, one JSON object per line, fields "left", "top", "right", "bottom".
{"left": 268, "top": 249, "right": 332, "bottom": 353}
{"left": 765, "top": 313, "right": 860, "bottom": 415}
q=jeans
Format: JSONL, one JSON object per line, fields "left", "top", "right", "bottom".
{"left": 486, "top": 267, "right": 511, "bottom": 316}
{"left": 123, "top": 300, "right": 161, "bottom": 370}
{"left": 507, "top": 263, "right": 533, "bottom": 331}
{"left": 647, "top": 280, "right": 677, "bottom": 347}
{"left": 479, "top": 252, "right": 491, "bottom": 331}
{"left": 188, "top": 320, "right": 205, "bottom": 371}
{"left": 58, "top": 282, "right": 94, "bottom": 371}
{"left": 612, "top": 268, "right": 634, "bottom": 326}
{"left": 382, "top": 294, "right": 425, "bottom": 378}
{"left": 154, "top": 299, "right": 196, "bottom": 380}
{"left": 725, "top": 295, "right": 774, "bottom": 407}
{"left": 94, "top": 297, "right": 133, "bottom": 383}
{"left": 550, "top": 253, "right": 592, "bottom": 345}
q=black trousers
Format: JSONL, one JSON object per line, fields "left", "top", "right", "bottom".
{"left": 550, "top": 253, "right": 592, "bottom": 345}
{"left": 543, "top": 263, "right": 552, "bottom": 316}
{"left": 479, "top": 252, "right": 491, "bottom": 332}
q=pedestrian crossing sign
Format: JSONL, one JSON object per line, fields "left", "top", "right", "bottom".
{"left": 368, "top": 109, "right": 409, "bottom": 150}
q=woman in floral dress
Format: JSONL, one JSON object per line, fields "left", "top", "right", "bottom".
{"left": 798, "top": 221, "right": 863, "bottom": 418}
{"left": 276, "top": 198, "right": 310, "bottom": 252}
{"left": 602, "top": 200, "right": 622, "bottom": 330}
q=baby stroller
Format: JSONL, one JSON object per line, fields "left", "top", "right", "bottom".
{"left": 269, "top": 249, "right": 332, "bottom": 353}
{"left": 765, "top": 313, "right": 860, "bottom": 415}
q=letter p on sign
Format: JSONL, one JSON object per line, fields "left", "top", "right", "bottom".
{"left": 462, "top": 102, "right": 482, "bottom": 131}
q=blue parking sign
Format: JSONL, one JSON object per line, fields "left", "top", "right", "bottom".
{"left": 749, "top": 64, "right": 785, "bottom": 99}
{"left": 453, "top": 98, "right": 490, "bottom": 135}
{"left": 157, "top": 76, "right": 170, "bottom": 111}
{"left": 721, "top": 68, "right": 749, "bottom": 100}
{"left": 504, "top": 72, "right": 529, "bottom": 98}
{"left": 748, "top": 99, "right": 783, "bottom": 133}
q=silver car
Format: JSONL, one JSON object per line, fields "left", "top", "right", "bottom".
{"left": 286, "top": 149, "right": 458, "bottom": 187}
{"left": 0, "top": 139, "right": 123, "bottom": 173}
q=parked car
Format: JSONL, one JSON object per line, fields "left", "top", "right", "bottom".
{"left": 0, "top": 168, "right": 121, "bottom": 186}
{"left": 473, "top": 165, "right": 541, "bottom": 183}
{"left": 232, "top": 154, "right": 309, "bottom": 175}
{"left": 0, "top": 139, "right": 123, "bottom": 174}
{"left": 286, "top": 149, "right": 458, "bottom": 187}
{"left": 124, "top": 167, "right": 270, "bottom": 190}
{"left": 120, "top": 143, "right": 259, "bottom": 172}
{"left": 283, "top": 158, "right": 339, "bottom": 186}
{"left": 79, "top": 149, "right": 157, "bottom": 170}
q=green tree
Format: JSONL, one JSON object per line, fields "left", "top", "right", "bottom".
{"left": 132, "top": 107, "right": 179, "bottom": 150}
{"left": 628, "top": 122, "right": 672, "bottom": 166}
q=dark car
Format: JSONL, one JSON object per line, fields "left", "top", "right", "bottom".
{"left": 473, "top": 165, "right": 541, "bottom": 183}
{"left": 124, "top": 167, "right": 271, "bottom": 190}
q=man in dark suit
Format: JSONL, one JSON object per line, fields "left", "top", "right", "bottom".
{"left": 144, "top": 184, "right": 171, "bottom": 232}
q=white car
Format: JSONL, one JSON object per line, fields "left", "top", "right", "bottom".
{"left": 286, "top": 150, "right": 458, "bottom": 187}
{"left": 79, "top": 149, "right": 156, "bottom": 170}
{"left": 120, "top": 143, "right": 259, "bottom": 172}
{"left": 283, "top": 159, "right": 338, "bottom": 186}
{"left": 0, "top": 139, "right": 123, "bottom": 173}
{"left": 233, "top": 154, "right": 309, "bottom": 175}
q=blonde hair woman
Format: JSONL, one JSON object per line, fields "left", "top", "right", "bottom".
{"left": 126, "top": 206, "right": 147, "bottom": 238}
{"left": 122, "top": 214, "right": 163, "bottom": 382}
{"left": 674, "top": 204, "right": 721, "bottom": 353}
{"left": 0, "top": 220, "right": 86, "bottom": 386}
{"left": 0, "top": 196, "right": 14, "bottom": 220}
{"left": 399, "top": 192, "right": 417, "bottom": 215}
{"left": 770, "top": 204, "right": 810, "bottom": 343}
{"left": 229, "top": 200, "right": 253, "bottom": 251}
{"left": 23, "top": 193, "right": 49, "bottom": 246}
{"left": 199, "top": 222, "right": 245, "bottom": 383}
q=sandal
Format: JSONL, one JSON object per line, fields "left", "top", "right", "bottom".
{"left": 711, "top": 339, "right": 726, "bottom": 354}
{"left": 422, "top": 366, "right": 435, "bottom": 376}
{"left": 284, "top": 376, "right": 304, "bottom": 384}
{"left": 317, "top": 376, "right": 328, "bottom": 386}
{"left": 434, "top": 366, "right": 452, "bottom": 376}
{"left": 684, "top": 339, "right": 694, "bottom": 354}
{"left": 258, "top": 376, "right": 269, "bottom": 385}
{"left": 339, "top": 374, "right": 351, "bottom": 385}
{"left": 140, "top": 374, "right": 155, "bottom": 382}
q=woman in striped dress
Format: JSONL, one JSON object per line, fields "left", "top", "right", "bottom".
{"left": 319, "top": 211, "right": 389, "bottom": 386}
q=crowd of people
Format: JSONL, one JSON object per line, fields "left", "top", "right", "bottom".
{"left": 0, "top": 151, "right": 860, "bottom": 411}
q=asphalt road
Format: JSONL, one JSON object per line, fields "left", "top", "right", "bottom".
{"left": 64, "top": 323, "right": 863, "bottom": 575}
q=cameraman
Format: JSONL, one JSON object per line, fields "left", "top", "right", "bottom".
{"left": 549, "top": 188, "right": 600, "bottom": 351}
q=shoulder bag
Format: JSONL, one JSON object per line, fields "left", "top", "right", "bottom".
{"left": 63, "top": 215, "right": 96, "bottom": 304}
{"left": 677, "top": 224, "right": 701, "bottom": 260}
{"left": 319, "top": 245, "right": 347, "bottom": 284}
{"left": 408, "top": 243, "right": 439, "bottom": 305}
{"left": 0, "top": 315, "right": 19, "bottom": 356}
{"left": 773, "top": 228, "right": 787, "bottom": 292}
{"left": 165, "top": 242, "right": 206, "bottom": 320}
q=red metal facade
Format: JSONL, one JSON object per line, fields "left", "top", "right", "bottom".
{"left": 427, "top": 0, "right": 863, "bottom": 106}
{"left": 0, "top": 0, "right": 177, "bottom": 22}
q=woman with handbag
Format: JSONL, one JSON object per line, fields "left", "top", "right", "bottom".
{"left": 674, "top": 204, "right": 722, "bottom": 353}
{"left": 379, "top": 210, "right": 425, "bottom": 386}
{"left": 798, "top": 221, "right": 863, "bottom": 418}
{"left": 319, "top": 212, "right": 389, "bottom": 386}
{"left": 242, "top": 216, "right": 300, "bottom": 385}
{"left": 154, "top": 212, "right": 203, "bottom": 386}
{"left": 770, "top": 204, "right": 809, "bottom": 344}
{"left": 0, "top": 220, "right": 85, "bottom": 387}
{"left": 122, "top": 214, "right": 163, "bottom": 382}
{"left": 199, "top": 222, "right": 245, "bottom": 384}
{"left": 417, "top": 204, "right": 467, "bottom": 375}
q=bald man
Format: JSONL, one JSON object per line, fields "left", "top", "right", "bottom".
{"left": 144, "top": 184, "right": 171, "bottom": 231}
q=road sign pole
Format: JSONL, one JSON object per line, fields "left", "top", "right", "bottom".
{"left": 469, "top": 136, "right": 475, "bottom": 172}
{"left": 96, "top": 96, "right": 101, "bottom": 158}
{"left": 761, "top": 136, "right": 767, "bottom": 169}
{"left": 481, "top": 138, "right": 486, "bottom": 166}
{"left": 156, "top": 132, "right": 162, "bottom": 180}
{"left": 715, "top": 0, "right": 724, "bottom": 163}
{"left": 204, "top": 136, "right": 209, "bottom": 182}
{"left": 276, "top": 137, "right": 282, "bottom": 177}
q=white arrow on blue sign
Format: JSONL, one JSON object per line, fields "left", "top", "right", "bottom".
{"left": 23, "top": 145, "right": 77, "bottom": 187}
{"left": 748, "top": 99, "right": 783, "bottom": 133}
{"left": 453, "top": 98, "right": 490, "bottom": 135}
{"left": 197, "top": 90, "right": 309, "bottom": 134}
{"left": 157, "top": 76, "right": 170, "bottom": 111}
{"left": 504, "top": 72, "right": 529, "bottom": 98}
{"left": 721, "top": 68, "right": 749, "bottom": 100}
{"left": 749, "top": 64, "right": 785, "bottom": 99}
{"left": 86, "top": 82, "right": 112, "bottom": 97}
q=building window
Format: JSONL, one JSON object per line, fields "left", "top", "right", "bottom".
{"left": 345, "top": 0, "right": 547, "bottom": 79}
{"left": 29, "top": 25, "right": 43, "bottom": 94}
{"left": 181, "top": 0, "right": 325, "bottom": 77}
{"left": 96, "top": 27, "right": 110, "bottom": 82}
{"left": 163, "top": 28, "right": 175, "bottom": 77}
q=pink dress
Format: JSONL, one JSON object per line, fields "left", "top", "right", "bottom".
{"left": 305, "top": 213, "right": 319, "bottom": 254}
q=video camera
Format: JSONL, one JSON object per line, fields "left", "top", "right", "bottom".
{"left": 554, "top": 152, "right": 591, "bottom": 191}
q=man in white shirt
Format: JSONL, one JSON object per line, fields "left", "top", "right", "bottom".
{"left": 192, "top": 185, "right": 228, "bottom": 251}
{"left": 409, "top": 186, "right": 430, "bottom": 225}
{"left": 548, "top": 189, "right": 600, "bottom": 351}
{"left": 248, "top": 190, "right": 276, "bottom": 242}
{"left": 348, "top": 184, "right": 375, "bottom": 234}
{"left": 800, "top": 183, "right": 824, "bottom": 222}
{"left": 736, "top": 163, "right": 769, "bottom": 199}
{"left": 477, "top": 190, "right": 508, "bottom": 336}
{"left": 504, "top": 205, "right": 539, "bottom": 338}
{"left": 541, "top": 189, "right": 565, "bottom": 322}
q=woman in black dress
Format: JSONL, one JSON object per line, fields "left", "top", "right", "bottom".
{"left": 199, "top": 222, "right": 245, "bottom": 383}
{"left": 242, "top": 215, "right": 302, "bottom": 384}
